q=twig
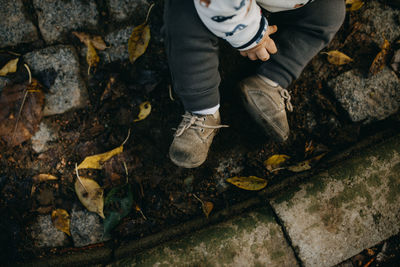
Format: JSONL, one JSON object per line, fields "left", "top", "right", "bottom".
{"left": 193, "top": 194, "right": 204, "bottom": 206}
{"left": 24, "top": 64, "right": 32, "bottom": 84}
{"left": 122, "top": 161, "right": 129, "bottom": 185}
{"left": 121, "top": 128, "right": 131, "bottom": 146}
{"left": 168, "top": 84, "right": 175, "bottom": 101}
{"left": 75, "top": 163, "right": 89, "bottom": 193}
{"left": 11, "top": 89, "right": 28, "bottom": 143}
{"left": 144, "top": 3, "right": 155, "bottom": 24}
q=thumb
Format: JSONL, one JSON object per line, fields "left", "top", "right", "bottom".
{"left": 267, "top": 25, "right": 278, "bottom": 35}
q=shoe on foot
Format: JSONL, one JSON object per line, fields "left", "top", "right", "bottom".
{"left": 169, "top": 110, "right": 228, "bottom": 168}
{"left": 240, "top": 75, "right": 293, "bottom": 142}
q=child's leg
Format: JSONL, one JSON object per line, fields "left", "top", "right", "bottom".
{"left": 257, "top": 0, "right": 346, "bottom": 88}
{"left": 163, "top": 0, "right": 220, "bottom": 112}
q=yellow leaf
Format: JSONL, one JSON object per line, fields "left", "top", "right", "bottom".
{"left": 51, "top": 209, "right": 71, "bottom": 236}
{"left": 128, "top": 23, "right": 150, "bottom": 63}
{"left": 226, "top": 176, "right": 267, "bottom": 191}
{"left": 86, "top": 41, "right": 99, "bottom": 74}
{"left": 77, "top": 145, "right": 123, "bottom": 170}
{"left": 73, "top": 31, "right": 107, "bottom": 50}
{"left": 202, "top": 201, "right": 214, "bottom": 218}
{"left": 134, "top": 101, "right": 151, "bottom": 122}
{"left": 74, "top": 176, "right": 105, "bottom": 218}
{"left": 346, "top": 0, "right": 364, "bottom": 11}
{"left": 264, "top": 154, "right": 290, "bottom": 172}
{"left": 323, "top": 51, "right": 353, "bottom": 66}
{"left": 369, "top": 39, "right": 390, "bottom": 75}
{"left": 0, "top": 58, "right": 19, "bottom": 76}
{"left": 33, "top": 174, "right": 58, "bottom": 183}
{"left": 287, "top": 153, "right": 327, "bottom": 173}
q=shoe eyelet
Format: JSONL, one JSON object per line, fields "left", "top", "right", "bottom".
{"left": 201, "top": 129, "right": 204, "bottom": 133}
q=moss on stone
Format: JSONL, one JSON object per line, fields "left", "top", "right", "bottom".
{"left": 366, "top": 173, "right": 383, "bottom": 187}
{"left": 270, "top": 250, "right": 285, "bottom": 260}
{"left": 329, "top": 183, "right": 372, "bottom": 209}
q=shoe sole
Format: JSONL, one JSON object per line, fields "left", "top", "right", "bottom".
{"left": 240, "top": 85, "right": 288, "bottom": 143}
{"left": 169, "top": 155, "right": 205, "bottom": 169}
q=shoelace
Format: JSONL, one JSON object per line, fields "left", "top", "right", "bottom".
{"left": 280, "top": 89, "right": 293, "bottom": 112}
{"left": 174, "top": 113, "right": 229, "bottom": 137}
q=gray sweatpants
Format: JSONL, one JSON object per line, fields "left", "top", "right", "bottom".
{"left": 163, "top": 0, "right": 346, "bottom": 112}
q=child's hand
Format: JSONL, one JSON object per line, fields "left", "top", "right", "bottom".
{"left": 240, "top": 25, "right": 278, "bottom": 61}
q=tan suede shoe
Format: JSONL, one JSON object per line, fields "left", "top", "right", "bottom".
{"left": 169, "top": 110, "right": 228, "bottom": 168}
{"left": 240, "top": 75, "right": 293, "bottom": 142}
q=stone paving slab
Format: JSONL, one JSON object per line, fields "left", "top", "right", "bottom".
{"left": 33, "top": 0, "right": 99, "bottom": 44}
{"left": 107, "top": 0, "right": 149, "bottom": 23}
{"left": 270, "top": 135, "right": 400, "bottom": 267}
{"left": 0, "top": 0, "right": 39, "bottom": 48}
{"left": 24, "top": 45, "right": 88, "bottom": 116}
{"left": 112, "top": 207, "right": 299, "bottom": 267}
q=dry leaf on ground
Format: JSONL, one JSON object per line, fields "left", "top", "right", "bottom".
{"left": 264, "top": 154, "right": 290, "bottom": 172}
{"left": 86, "top": 41, "right": 100, "bottom": 75}
{"left": 0, "top": 58, "right": 19, "bottom": 76}
{"left": 202, "top": 201, "right": 214, "bottom": 218}
{"left": 0, "top": 79, "right": 44, "bottom": 147}
{"left": 128, "top": 23, "right": 150, "bottom": 63}
{"left": 33, "top": 174, "right": 58, "bottom": 183}
{"left": 51, "top": 209, "right": 71, "bottom": 236}
{"left": 346, "top": 0, "right": 364, "bottom": 11}
{"left": 78, "top": 146, "right": 123, "bottom": 170}
{"left": 287, "top": 153, "right": 327, "bottom": 173}
{"left": 134, "top": 101, "right": 151, "bottom": 122}
{"left": 370, "top": 39, "right": 390, "bottom": 75}
{"left": 323, "top": 50, "right": 353, "bottom": 65}
{"left": 226, "top": 176, "right": 267, "bottom": 191}
{"left": 72, "top": 31, "right": 107, "bottom": 50}
{"left": 75, "top": 176, "right": 105, "bottom": 218}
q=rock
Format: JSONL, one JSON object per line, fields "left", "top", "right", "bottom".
{"left": 328, "top": 67, "right": 400, "bottom": 123}
{"left": 359, "top": 1, "right": 400, "bottom": 45}
{"left": 392, "top": 49, "right": 400, "bottom": 73}
{"left": 107, "top": 0, "right": 149, "bottom": 23}
{"left": 31, "top": 121, "right": 58, "bottom": 153}
{"left": 0, "top": 0, "right": 39, "bottom": 48}
{"left": 270, "top": 135, "right": 400, "bottom": 267}
{"left": 30, "top": 215, "right": 69, "bottom": 248}
{"left": 24, "top": 45, "right": 88, "bottom": 116}
{"left": 114, "top": 207, "right": 299, "bottom": 266}
{"left": 100, "top": 26, "right": 132, "bottom": 63}
{"left": 70, "top": 207, "right": 108, "bottom": 247}
{"left": 33, "top": 0, "right": 99, "bottom": 44}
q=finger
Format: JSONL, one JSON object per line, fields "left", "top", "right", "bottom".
{"left": 267, "top": 25, "right": 278, "bottom": 35}
{"left": 256, "top": 48, "right": 270, "bottom": 61}
{"left": 240, "top": 51, "right": 247, "bottom": 57}
{"left": 265, "top": 38, "right": 277, "bottom": 54}
{"left": 248, "top": 52, "right": 257, "bottom": 61}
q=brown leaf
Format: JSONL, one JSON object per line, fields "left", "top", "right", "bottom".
{"left": 74, "top": 176, "right": 105, "bottom": 218}
{"left": 33, "top": 174, "right": 58, "bottom": 183}
{"left": 287, "top": 153, "right": 327, "bottom": 173}
{"left": 226, "top": 176, "right": 267, "bottom": 191}
{"left": 0, "top": 58, "right": 19, "bottom": 76}
{"left": 370, "top": 39, "right": 390, "bottom": 75}
{"left": 72, "top": 31, "right": 107, "bottom": 51}
{"left": 86, "top": 41, "right": 100, "bottom": 74}
{"left": 51, "top": 209, "right": 71, "bottom": 236}
{"left": 323, "top": 50, "right": 353, "bottom": 65}
{"left": 128, "top": 23, "right": 150, "bottom": 63}
{"left": 0, "top": 79, "right": 44, "bottom": 147}
{"left": 346, "top": 0, "right": 364, "bottom": 11}
{"left": 202, "top": 201, "right": 214, "bottom": 218}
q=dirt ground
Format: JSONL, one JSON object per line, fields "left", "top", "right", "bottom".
{"left": 0, "top": 2, "right": 400, "bottom": 265}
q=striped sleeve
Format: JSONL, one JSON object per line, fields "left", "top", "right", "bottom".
{"left": 194, "top": 0, "right": 269, "bottom": 51}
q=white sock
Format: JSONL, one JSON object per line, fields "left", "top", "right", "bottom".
{"left": 258, "top": 75, "right": 279, "bottom": 87}
{"left": 192, "top": 104, "right": 220, "bottom": 115}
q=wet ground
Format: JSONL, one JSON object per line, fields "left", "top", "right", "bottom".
{"left": 0, "top": 1, "right": 400, "bottom": 265}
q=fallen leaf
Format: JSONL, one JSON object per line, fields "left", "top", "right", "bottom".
{"left": 72, "top": 31, "right": 107, "bottom": 50}
{"left": 0, "top": 79, "right": 44, "bottom": 147}
{"left": 33, "top": 174, "right": 58, "bottom": 183}
{"left": 226, "top": 176, "right": 267, "bottom": 191}
{"left": 264, "top": 154, "right": 290, "bottom": 172}
{"left": 346, "top": 0, "right": 364, "bottom": 11}
{"left": 86, "top": 41, "right": 99, "bottom": 74}
{"left": 0, "top": 58, "right": 19, "bottom": 76}
{"left": 287, "top": 153, "right": 327, "bottom": 173}
{"left": 202, "top": 201, "right": 214, "bottom": 218}
{"left": 323, "top": 50, "right": 353, "bottom": 65}
{"left": 128, "top": 23, "right": 150, "bottom": 63}
{"left": 78, "top": 146, "right": 123, "bottom": 170}
{"left": 134, "top": 101, "right": 151, "bottom": 122}
{"left": 51, "top": 209, "right": 71, "bottom": 236}
{"left": 74, "top": 176, "right": 105, "bottom": 218}
{"left": 370, "top": 39, "right": 390, "bottom": 75}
